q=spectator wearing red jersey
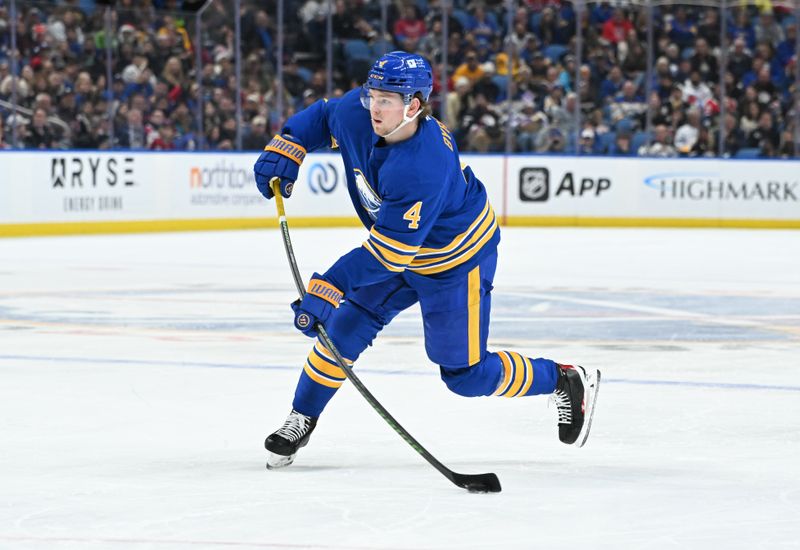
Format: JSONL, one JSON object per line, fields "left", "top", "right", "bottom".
{"left": 601, "top": 9, "right": 633, "bottom": 45}
{"left": 393, "top": 5, "right": 426, "bottom": 43}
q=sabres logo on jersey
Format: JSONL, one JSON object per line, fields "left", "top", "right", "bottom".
{"left": 378, "top": 60, "right": 388, "bottom": 68}
{"left": 353, "top": 168, "right": 381, "bottom": 221}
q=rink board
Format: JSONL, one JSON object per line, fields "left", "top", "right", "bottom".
{"left": 0, "top": 151, "right": 798, "bottom": 236}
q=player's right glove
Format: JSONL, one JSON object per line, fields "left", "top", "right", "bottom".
{"left": 254, "top": 134, "right": 307, "bottom": 199}
{"left": 290, "top": 274, "right": 343, "bottom": 338}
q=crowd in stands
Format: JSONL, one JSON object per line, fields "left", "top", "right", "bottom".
{"left": 0, "top": 0, "right": 797, "bottom": 158}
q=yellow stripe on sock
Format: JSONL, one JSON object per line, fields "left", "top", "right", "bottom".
{"left": 503, "top": 352, "right": 526, "bottom": 397}
{"left": 493, "top": 352, "right": 514, "bottom": 396}
{"left": 303, "top": 362, "right": 344, "bottom": 388}
{"left": 308, "top": 352, "right": 346, "bottom": 380}
{"left": 515, "top": 356, "right": 534, "bottom": 397}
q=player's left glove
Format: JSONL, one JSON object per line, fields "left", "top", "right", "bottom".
{"left": 290, "top": 274, "right": 343, "bottom": 338}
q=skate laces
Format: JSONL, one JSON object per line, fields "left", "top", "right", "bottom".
{"left": 549, "top": 390, "right": 572, "bottom": 425}
{"left": 275, "top": 411, "right": 312, "bottom": 442}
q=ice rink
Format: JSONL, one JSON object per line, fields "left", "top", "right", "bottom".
{"left": 1, "top": 226, "right": 799, "bottom": 550}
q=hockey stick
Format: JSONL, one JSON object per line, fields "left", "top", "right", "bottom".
{"left": 270, "top": 178, "right": 501, "bottom": 493}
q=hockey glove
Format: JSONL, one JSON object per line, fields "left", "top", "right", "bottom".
{"left": 290, "top": 274, "right": 343, "bottom": 338}
{"left": 254, "top": 134, "right": 307, "bottom": 199}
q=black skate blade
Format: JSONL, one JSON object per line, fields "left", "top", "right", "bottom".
{"left": 451, "top": 472, "right": 502, "bottom": 493}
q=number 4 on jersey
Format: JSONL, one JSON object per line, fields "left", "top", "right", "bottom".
{"left": 403, "top": 201, "right": 423, "bottom": 229}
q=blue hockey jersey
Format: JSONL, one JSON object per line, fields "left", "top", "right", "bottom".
{"left": 283, "top": 88, "right": 500, "bottom": 296}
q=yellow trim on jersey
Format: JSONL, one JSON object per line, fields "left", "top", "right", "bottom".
{"left": 417, "top": 200, "right": 490, "bottom": 256}
{"left": 410, "top": 208, "right": 495, "bottom": 267}
{"left": 468, "top": 266, "right": 481, "bottom": 366}
{"left": 408, "top": 215, "right": 498, "bottom": 275}
{"left": 493, "top": 352, "right": 514, "bottom": 396}
{"left": 363, "top": 241, "right": 405, "bottom": 272}
{"left": 367, "top": 239, "right": 416, "bottom": 267}
{"left": 369, "top": 227, "right": 421, "bottom": 254}
{"left": 303, "top": 362, "right": 344, "bottom": 388}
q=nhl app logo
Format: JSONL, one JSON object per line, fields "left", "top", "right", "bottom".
{"left": 519, "top": 168, "right": 549, "bottom": 202}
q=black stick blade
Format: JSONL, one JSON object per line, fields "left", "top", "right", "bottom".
{"left": 451, "top": 472, "right": 502, "bottom": 493}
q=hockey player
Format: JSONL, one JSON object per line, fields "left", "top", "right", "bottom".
{"left": 254, "top": 51, "right": 600, "bottom": 469}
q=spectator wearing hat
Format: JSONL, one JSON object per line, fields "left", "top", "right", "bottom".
{"left": 578, "top": 127, "right": 602, "bottom": 155}
{"left": 537, "top": 125, "right": 567, "bottom": 153}
{"left": 605, "top": 128, "right": 634, "bottom": 156}
{"left": 446, "top": 76, "right": 473, "bottom": 133}
{"left": 513, "top": 101, "right": 546, "bottom": 152}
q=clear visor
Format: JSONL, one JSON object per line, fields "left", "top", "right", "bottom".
{"left": 360, "top": 85, "right": 411, "bottom": 110}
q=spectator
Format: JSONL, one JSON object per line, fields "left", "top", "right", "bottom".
{"left": 446, "top": 76, "right": 472, "bottom": 132}
{"left": 453, "top": 51, "right": 485, "bottom": 86}
{"left": 666, "top": 7, "right": 697, "bottom": 49}
{"left": 115, "top": 107, "right": 146, "bottom": 149}
{"left": 393, "top": 5, "right": 426, "bottom": 44}
{"left": 467, "top": 5, "right": 500, "bottom": 45}
{"left": 727, "top": 37, "right": 753, "bottom": 81}
{"left": 599, "top": 65, "right": 625, "bottom": 102}
{"left": 601, "top": 8, "right": 633, "bottom": 45}
{"left": 638, "top": 124, "right": 677, "bottom": 157}
{"left": 242, "top": 115, "right": 269, "bottom": 150}
{"left": 149, "top": 120, "right": 177, "bottom": 150}
{"left": 721, "top": 113, "right": 744, "bottom": 157}
{"left": 690, "top": 37, "right": 719, "bottom": 83}
{"left": 577, "top": 127, "right": 601, "bottom": 155}
{"left": 696, "top": 8, "right": 721, "bottom": 49}
{"left": 605, "top": 128, "right": 634, "bottom": 156}
{"left": 674, "top": 106, "right": 702, "bottom": 154}
{"left": 514, "top": 104, "right": 547, "bottom": 152}
{"left": 0, "top": 116, "right": 10, "bottom": 149}
{"left": 681, "top": 70, "right": 713, "bottom": 109}
{"left": 25, "top": 108, "right": 56, "bottom": 149}
{"left": 746, "top": 110, "right": 779, "bottom": 150}
{"left": 754, "top": 11, "right": 784, "bottom": 49}
{"left": 460, "top": 92, "right": 503, "bottom": 152}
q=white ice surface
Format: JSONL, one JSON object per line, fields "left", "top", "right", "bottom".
{"left": 1, "top": 227, "right": 799, "bottom": 550}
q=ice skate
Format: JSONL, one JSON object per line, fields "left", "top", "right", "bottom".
{"left": 265, "top": 409, "right": 318, "bottom": 469}
{"left": 551, "top": 364, "right": 600, "bottom": 447}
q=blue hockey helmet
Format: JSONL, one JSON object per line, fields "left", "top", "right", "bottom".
{"left": 361, "top": 51, "right": 433, "bottom": 108}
